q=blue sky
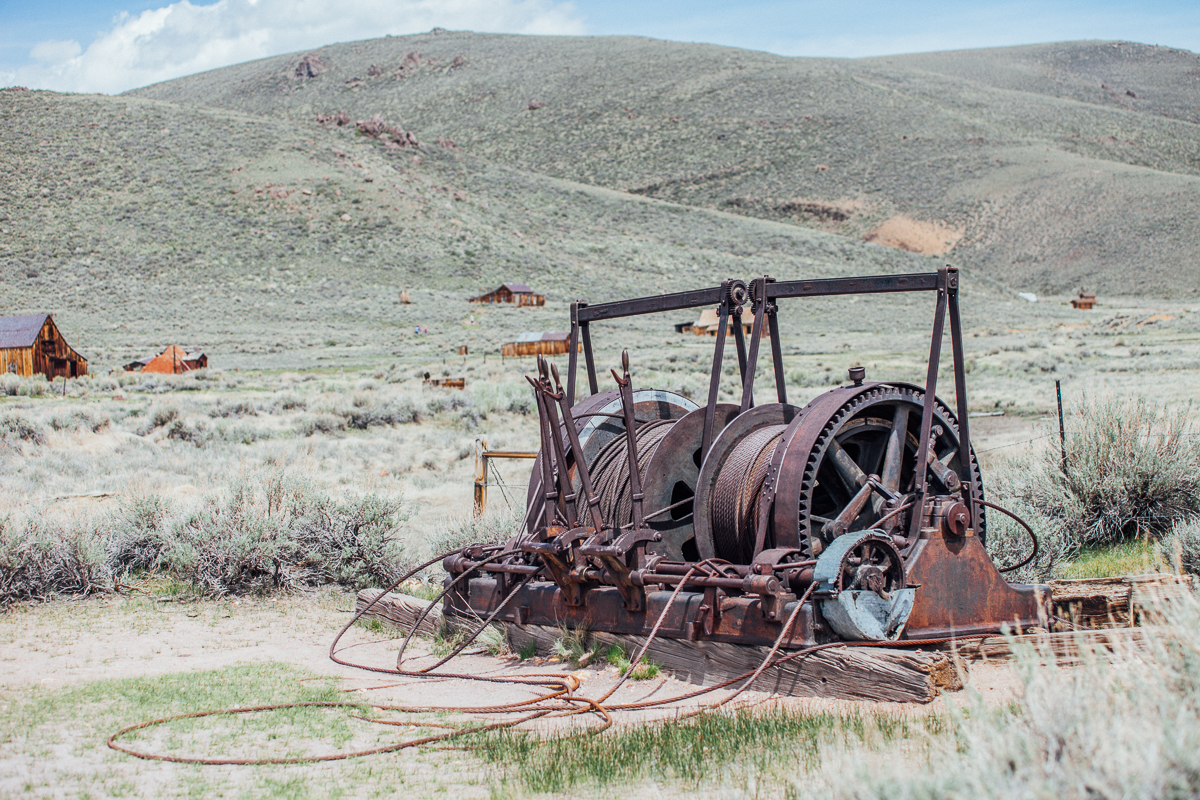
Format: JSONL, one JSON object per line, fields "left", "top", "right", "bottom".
{"left": 2, "top": 0, "right": 1198, "bottom": 95}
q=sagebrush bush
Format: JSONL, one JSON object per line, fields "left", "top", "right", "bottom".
{"left": 795, "top": 593, "right": 1200, "bottom": 800}
{"left": 162, "top": 471, "right": 410, "bottom": 596}
{"left": 0, "top": 515, "right": 110, "bottom": 603}
{"left": 428, "top": 505, "right": 523, "bottom": 559}
{"left": 343, "top": 397, "right": 424, "bottom": 429}
{"left": 1157, "top": 518, "right": 1200, "bottom": 576}
{"left": 0, "top": 412, "right": 46, "bottom": 446}
{"left": 992, "top": 396, "right": 1200, "bottom": 548}
{"left": 50, "top": 408, "right": 110, "bottom": 433}
{"left": 470, "top": 382, "right": 532, "bottom": 416}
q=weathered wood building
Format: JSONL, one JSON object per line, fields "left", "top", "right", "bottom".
{"left": 469, "top": 283, "right": 545, "bottom": 306}
{"left": 0, "top": 314, "right": 88, "bottom": 379}
{"left": 680, "top": 308, "right": 768, "bottom": 337}
{"left": 1071, "top": 291, "right": 1097, "bottom": 310}
{"left": 501, "top": 332, "right": 580, "bottom": 357}
{"left": 126, "top": 345, "right": 207, "bottom": 374}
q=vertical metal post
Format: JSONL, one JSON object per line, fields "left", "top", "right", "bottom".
{"left": 703, "top": 287, "right": 732, "bottom": 458}
{"left": 732, "top": 305, "right": 748, "bottom": 384}
{"left": 567, "top": 302, "right": 580, "bottom": 406}
{"left": 945, "top": 268, "right": 977, "bottom": 529}
{"left": 473, "top": 437, "right": 489, "bottom": 518}
{"left": 740, "top": 277, "right": 767, "bottom": 413}
{"left": 766, "top": 296, "right": 786, "bottom": 404}
{"left": 1056, "top": 379, "right": 1067, "bottom": 476}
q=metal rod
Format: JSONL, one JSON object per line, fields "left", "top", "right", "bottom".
{"left": 945, "top": 268, "right": 976, "bottom": 525}
{"left": 575, "top": 285, "right": 727, "bottom": 323}
{"left": 739, "top": 277, "right": 767, "bottom": 414}
{"left": 766, "top": 272, "right": 940, "bottom": 300}
{"left": 551, "top": 362, "right": 606, "bottom": 533}
{"left": 613, "top": 350, "right": 647, "bottom": 530}
{"left": 911, "top": 268, "right": 949, "bottom": 541}
{"left": 1056, "top": 379, "right": 1067, "bottom": 476}
{"left": 703, "top": 290, "right": 732, "bottom": 457}
{"left": 732, "top": 304, "right": 749, "bottom": 390}
{"left": 581, "top": 321, "right": 598, "bottom": 397}
{"left": 567, "top": 302, "right": 581, "bottom": 406}
{"left": 766, "top": 293, "right": 786, "bottom": 405}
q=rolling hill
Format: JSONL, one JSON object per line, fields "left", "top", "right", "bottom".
{"left": 126, "top": 32, "right": 1200, "bottom": 296}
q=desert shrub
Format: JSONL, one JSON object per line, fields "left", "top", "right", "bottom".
{"left": 50, "top": 408, "right": 110, "bottom": 433}
{"left": 165, "top": 418, "right": 212, "bottom": 447}
{"left": 0, "top": 515, "right": 110, "bottom": 604}
{"left": 794, "top": 594, "right": 1200, "bottom": 800}
{"left": 210, "top": 399, "right": 258, "bottom": 418}
{"left": 0, "top": 373, "right": 22, "bottom": 396}
{"left": 272, "top": 392, "right": 307, "bottom": 412}
{"left": 977, "top": 493, "right": 1074, "bottom": 583}
{"left": 105, "top": 494, "right": 171, "bottom": 576}
{"left": 343, "top": 397, "right": 424, "bottom": 429}
{"left": 1157, "top": 518, "right": 1200, "bottom": 576}
{"left": 214, "top": 422, "right": 270, "bottom": 445}
{"left": 160, "top": 471, "right": 410, "bottom": 596}
{"left": 428, "top": 505, "right": 523, "bottom": 559}
{"left": 992, "top": 396, "right": 1200, "bottom": 547}
{"left": 297, "top": 413, "right": 347, "bottom": 436}
{"left": 137, "top": 403, "right": 179, "bottom": 434}
{"left": 470, "top": 381, "right": 532, "bottom": 416}
{"left": 0, "top": 413, "right": 47, "bottom": 445}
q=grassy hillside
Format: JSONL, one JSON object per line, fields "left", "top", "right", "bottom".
{"left": 1, "top": 87, "right": 959, "bottom": 373}
{"left": 127, "top": 32, "right": 1200, "bottom": 296}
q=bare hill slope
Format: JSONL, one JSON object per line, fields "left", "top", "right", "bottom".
{"left": 127, "top": 32, "right": 1200, "bottom": 296}
{"left": 1, "top": 88, "right": 950, "bottom": 371}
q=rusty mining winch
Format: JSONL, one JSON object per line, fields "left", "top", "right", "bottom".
{"left": 443, "top": 268, "right": 1049, "bottom": 650}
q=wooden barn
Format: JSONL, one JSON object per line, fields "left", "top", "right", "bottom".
{"left": 1071, "top": 291, "right": 1097, "bottom": 310}
{"left": 0, "top": 313, "right": 88, "bottom": 379}
{"left": 501, "top": 332, "right": 580, "bottom": 357}
{"left": 129, "top": 345, "right": 208, "bottom": 374}
{"left": 469, "top": 283, "right": 545, "bottom": 307}
{"left": 685, "top": 308, "right": 768, "bottom": 337}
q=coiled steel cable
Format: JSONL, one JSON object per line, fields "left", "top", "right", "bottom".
{"left": 588, "top": 419, "right": 675, "bottom": 529}
{"left": 710, "top": 424, "right": 786, "bottom": 562}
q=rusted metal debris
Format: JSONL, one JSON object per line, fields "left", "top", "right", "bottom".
{"left": 443, "top": 268, "right": 1049, "bottom": 653}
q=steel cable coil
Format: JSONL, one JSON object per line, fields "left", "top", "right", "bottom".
{"left": 588, "top": 419, "right": 676, "bottom": 529}
{"left": 710, "top": 424, "right": 786, "bottom": 562}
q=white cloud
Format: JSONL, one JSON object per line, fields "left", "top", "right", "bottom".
{"left": 9, "top": 0, "right": 585, "bottom": 95}
{"left": 29, "top": 39, "right": 83, "bottom": 64}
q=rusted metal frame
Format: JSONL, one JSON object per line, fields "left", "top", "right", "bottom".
{"left": 910, "top": 268, "right": 950, "bottom": 541}
{"left": 739, "top": 276, "right": 768, "bottom": 414}
{"left": 944, "top": 269, "right": 977, "bottom": 528}
{"left": 575, "top": 285, "right": 727, "bottom": 323}
{"left": 702, "top": 287, "right": 734, "bottom": 458}
{"left": 567, "top": 302, "right": 581, "bottom": 405}
{"left": 581, "top": 321, "right": 599, "bottom": 397}
{"left": 765, "top": 272, "right": 941, "bottom": 300}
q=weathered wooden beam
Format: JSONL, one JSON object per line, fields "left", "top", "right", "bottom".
{"left": 1047, "top": 574, "right": 1195, "bottom": 628}
{"left": 929, "top": 626, "right": 1157, "bottom": 665}
{"left": 506, "top": 624, "right": 963, "bottom": 704}
{"left": 356, "top": 589, "right": 447, "bottom": 638}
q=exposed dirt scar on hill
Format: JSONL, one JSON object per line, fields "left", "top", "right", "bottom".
{"left": 864, "top": 215, "right": 962, "bottom": 256}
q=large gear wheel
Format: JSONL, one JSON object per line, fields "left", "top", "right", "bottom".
{"left": 774, "top": 382, "right": 984, "bottom": 559}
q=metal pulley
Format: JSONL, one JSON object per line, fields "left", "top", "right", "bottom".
{"left": 812, "top": 530, "right": 915, "bottom": 641}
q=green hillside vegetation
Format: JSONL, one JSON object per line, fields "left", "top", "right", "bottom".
{"left": 127, "top": 32, "right": 1200, "bottom": 296}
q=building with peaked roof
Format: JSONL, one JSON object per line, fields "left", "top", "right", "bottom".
{"left": 132, "top": 345, "right": 208, "bottom": 374}
{"left": 0, "top": 314, "right": 88, "bottom": 379}
{"left": 469, "top": 283, "right": 545, "bottom": 306}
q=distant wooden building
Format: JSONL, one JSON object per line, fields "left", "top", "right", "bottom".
{"left": 501, "top": 332, "right": 580, "bottom": 357}
{"left": 1071, "top": 291, "right": 1097, "bottom": 310}
{"left": 684, "top": 308, "right": 768, "bottom": 337}
{"left": 0, "top": 313, "right": 88, "bottom": 379}
{"left": 126, "top": 345, "right": 208, "bottom": 374}
{"left": 469, "top": 283, "right": 545, "bottom": 307}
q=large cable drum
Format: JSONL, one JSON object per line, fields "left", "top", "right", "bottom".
{"left": 690, "top": 382, "right": 984, "bottom": 565}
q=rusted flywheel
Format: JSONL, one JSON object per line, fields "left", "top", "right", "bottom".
{"left": 690, "top": 382, "right": 983, "bottom": 565}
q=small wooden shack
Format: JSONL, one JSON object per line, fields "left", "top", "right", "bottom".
{"left": 469, "top": 283, "right": 545, "bottom": 307}
{"left": 0, "top": 313, "right": 88, "bottom": 379}
{"left": 130, "top": 345, "right": 208, "bottom": 374}
{"left": 686, "top": 308, "right": 768, "bottom": 337}
{"left": 1071, "top": 291, "right": 1097, "bottom": 310}
{"left": 501, "top": 332, "right": 580, "bottom": 357}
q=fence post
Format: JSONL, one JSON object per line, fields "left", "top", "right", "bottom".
{"left": 473, "top": 437, "right": 489, "bottom": 518}
{"left": 1056, "top": 379, "right": 1067, "bottom": 475}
